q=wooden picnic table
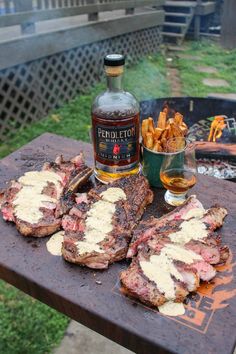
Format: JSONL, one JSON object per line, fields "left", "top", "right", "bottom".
{"left": 0, "top": 133, "right": 236, "bottom": 354}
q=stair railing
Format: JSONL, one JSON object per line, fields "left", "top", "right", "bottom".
{"left": 194, "top": 0, "right": 202, "bottom": 40}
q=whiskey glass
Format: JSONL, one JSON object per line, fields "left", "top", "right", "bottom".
{"left": 160, "top": 137, "right": 197, "bottom": 206}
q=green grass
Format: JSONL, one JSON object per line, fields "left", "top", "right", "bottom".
{"left": 0, "top": 282, "right": 69, "bottom": 354}
{"left": 0, "top": 54, "right": 169, "bottom": 159}
{"left": 0, "top": 53, "right": 169, "bottom": 354}
{"left": 175, "top": 40, "right": 236, "bottom": 97}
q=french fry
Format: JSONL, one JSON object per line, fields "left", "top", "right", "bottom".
{"left": 161, "top": 127, "right": 169, "bottom": 140}
{"left": 141, "top": 119, "right": 149, "bottom": 140}
{"left": 179, "top": 123, "right": 188, "bottom": 136}
{"left": 143, "top": 135, "right": 147, "bottom": 147}
{"left": 153, "top": 140, "right": 163, "bottom": 152}
{"left": 154, "top": 127, "right": 163, "bottom": 140}
{"left": 145, "top": 132, "right": 154, "bottom": 149}
{"left": 165, "top": 123, "right": 174, "bottom": 140}
{"left": 171, "top": 123, "right": 183, "bottom": 138}
{"left": 160, "top": 137, "right": 167, "bottom": 150}
{"left": 157, "top": 112, "right": 167, "bottom": 130}
{"left": 174, "top": 112, "right": 183, "bottom": 125}
{"left": 148, "top": 117, "right": 155, "bottom": 134}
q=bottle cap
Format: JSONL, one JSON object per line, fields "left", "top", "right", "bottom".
{"left": 104, "top": 54, "right": 125, "bottom": 67}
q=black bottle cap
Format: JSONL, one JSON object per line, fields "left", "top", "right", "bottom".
{"left": 104, "top": 54, "right": 125, "bottom": 67}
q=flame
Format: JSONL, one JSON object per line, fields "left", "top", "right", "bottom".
{"left": 208, "top": 116, "right": 226, "bottom": 142}
{"left": 198, "top": 252, "right": 236, "bottom": 310}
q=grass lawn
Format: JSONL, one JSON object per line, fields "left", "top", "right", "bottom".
{"left": 0, "top": 53, "right": 170, "bottom": 354}
{"left": 0, "top": 282, "right": 69, "bottom": 354}
{"left": 175, "top": 40, "right": 236, "bottom": 96}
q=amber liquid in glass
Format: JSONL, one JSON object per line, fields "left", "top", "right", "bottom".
{"left": 160, "top": 169, "right": 196, "bottom": 194}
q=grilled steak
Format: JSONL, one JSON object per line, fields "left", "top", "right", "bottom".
{"left": 1, "top": 154, "right": 92, "bottom": 237}
{"left": 62, "top": 175, "right": 154, "bottom": 269}
{"left": 127, "top": 195, "right": 205, "bottom": 258}
{"left": 120, "top": 199, "right": 228, "bottom": 308}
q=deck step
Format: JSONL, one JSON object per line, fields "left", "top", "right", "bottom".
{"left": 162, "top": 32, "right": 184, "bottom": 38}
{"left": 165, "top": 1, "right": 196, "bottom": 7}
{"left": 163, "top": 1, "right": 196, "bottom": 44}
{"left": 164, "top": 22, "right": 187, "bottom": 28}
{"left": 165, "top": 12, "right": 192, "bottom": 18}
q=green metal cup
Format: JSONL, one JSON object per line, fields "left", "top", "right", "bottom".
{"left": 142, "top": 145, "right": 166, "bottom": 188}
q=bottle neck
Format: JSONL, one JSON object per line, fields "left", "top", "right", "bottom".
{"left": 106, "top": 74, "right": 123, "bottom": 92}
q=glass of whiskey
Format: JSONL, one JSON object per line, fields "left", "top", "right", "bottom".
{"left": 160, "top": 138, "right": 197, "bottom": 206}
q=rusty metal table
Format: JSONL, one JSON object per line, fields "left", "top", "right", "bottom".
{"left": 0, "top": 133, "right": 236, "bottom": 354}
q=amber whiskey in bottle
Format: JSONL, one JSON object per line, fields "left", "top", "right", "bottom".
{"left": 92, "top": 54, "right": 140, "bottom": 183}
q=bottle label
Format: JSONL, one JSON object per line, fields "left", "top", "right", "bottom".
{"left": 95, "top": 123, "right": 138, "bottom": 161}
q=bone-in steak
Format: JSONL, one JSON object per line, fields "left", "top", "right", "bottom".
{"left": 62, "top": 175, "right": 154, "bottom": 269}
{"left": 120, "top": 197, "right": 228, "bottom": 309}
{"left": 1, "top": 154, "right": 92, "bottom": 237}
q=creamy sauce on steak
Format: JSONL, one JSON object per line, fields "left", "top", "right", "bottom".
{"left": 13, "top": 171, "right": 62, "bottom": 224}
{"left": 158, "top": 302, "right": 185, "bottom": 316}
{"left": 163, "top": 244, "right": 202, "bottom": 264}
{"left": 140, "top": 213, "right": 207, "bottom": 315}
{"left": 46, "top": 231, "right": 64, "bottom": 256}
{"left": 169, "top": 218, "right": 208, "bottom": 245}
{"left": 183, "top": 207, "right": 205, "bottom": 220}
{"left": 76, "top": 187, "right": 126, "bottom": 255}
{"left": 140, "top": 245, "right": 202, "bottom": 300}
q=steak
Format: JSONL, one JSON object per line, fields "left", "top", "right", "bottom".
{"left": 1, "top": 154, "right": 92, "bottom": 237}
{"left": 127, "top": 195, "right": 205, "bottom": 258}
{"left": 62, "top": 175, "right": 154, "bottom": 269}
{"left": 120, "top": 198, "right": 228, "bottom": 308}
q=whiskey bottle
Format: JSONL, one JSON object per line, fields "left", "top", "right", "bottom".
{"left": 92, "top": 54, "right": 140, "bottom": 183}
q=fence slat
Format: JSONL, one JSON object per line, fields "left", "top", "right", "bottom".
{"left": 14, "top": 0, "right": 36, "bottom": 34}
{"left": 4, "top": 0, "right": 11, "bottom": 14}
{"left": 87, "top": 0, "right": 98, "bottom": 21}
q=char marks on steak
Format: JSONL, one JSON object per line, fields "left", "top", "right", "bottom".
{"left": 120, "top": 196, "right": 228, "bottom": 308}
{"left": 1, "top": 154, "right": 92, "bottom": 237}
{"left": 62, "top": 175, "right": 154, "bottom": 269}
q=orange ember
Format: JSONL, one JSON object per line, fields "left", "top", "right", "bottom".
{"left": 208, "top": 116, "right": 227, "bottom": 142}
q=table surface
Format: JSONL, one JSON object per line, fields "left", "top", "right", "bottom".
{"left": 0, "top": 133, "right": 236, "bottom": 354}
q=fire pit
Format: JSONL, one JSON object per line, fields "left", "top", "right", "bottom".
{"left": 140, "top": 97, "right": 236, "bottom": 182}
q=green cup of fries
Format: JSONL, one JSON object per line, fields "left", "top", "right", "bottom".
{"left": 142, "top": 145, "right": 166, "bottom": 187}
{"left": 141, "top": 110, "right": 188, "bottom": 188}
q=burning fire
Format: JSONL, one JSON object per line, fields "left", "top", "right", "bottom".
{"left": 208, "top": 116, "right": 226, "bottom": 142}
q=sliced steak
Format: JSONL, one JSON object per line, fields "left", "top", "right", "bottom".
{"left": 62, "top": 175, "right": 154, "bottom": 269}
{"left": 120, "top": 198, "right": 228, "bottom": 309}
{"left": 127, "top": 199, "right": 227, "bottom": 258}
{"left": 1, "top": 154, "right": 92, "bottom": 237}
{"left": 127, "top": 195, "right": 205, "bottom": 258}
